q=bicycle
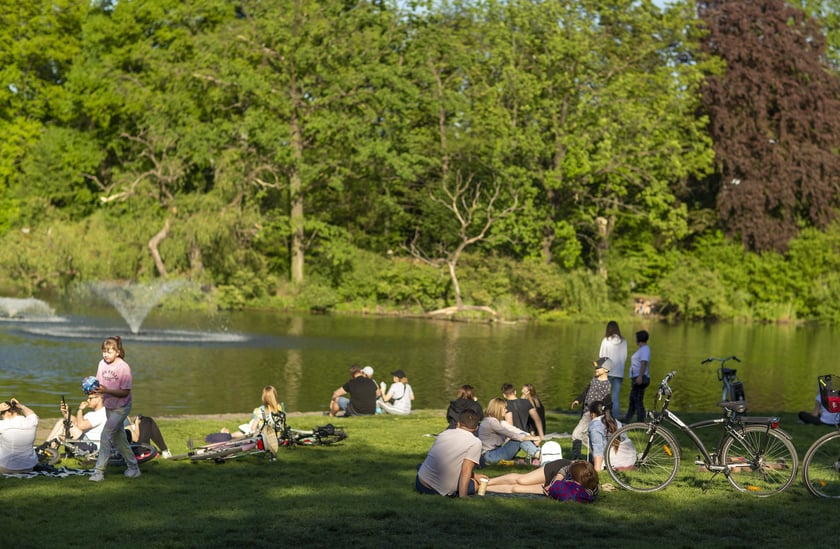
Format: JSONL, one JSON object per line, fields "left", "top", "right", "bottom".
{"left": 801, "top": 374, "right": 840, "bottom": 498}
{"left": 701, "top": 355, "right": 746, "bottom": 404}
{"left": 279, "top": 423, "right": 348, "bottom": 448}
{"left": 170, "top": 410, "right": 347, "bottom": 462}
{"left": 604, "top": 370, "right": 798, "bottom": 496}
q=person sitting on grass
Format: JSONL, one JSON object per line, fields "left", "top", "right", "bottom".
{"left": 587, "top": 400, "right": 635, "bottom": 471}
{"left": 42, "top": 393, "right": 107, "bottom": 453}
{"left": 330, "top": 364, "right": 380, "bottom": 417}
{"left": 0, "top": 398, "right": 38, "bottom": 474}
{"left": 478, "top": 397, "right": 541, "bottom": 466}
{"left": 502, "top": 383, "right": 545, "bottom": 440}
{"left": 378, "top": 369, "right": 414, "bottom": 415}
{"left": 416, "top": 409, "right": 485, "bottom": 497}
{"left": 209, "top": 385, "right": 285, "bottom": 442}
{"left": 446, "top": 385, "right": 483, "bottom": 429}
{"left": 798, "top": 388, "right": 840, "bottom": 427}
{"left": 486, "top": 459, "right": 600, "bottom": 503}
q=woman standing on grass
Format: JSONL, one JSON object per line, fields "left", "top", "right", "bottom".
{"left": 599, "top": 321, "right": 628, "bottom": 416}
{"left": 90, "top": 336, "right": 140, "bottom": 482}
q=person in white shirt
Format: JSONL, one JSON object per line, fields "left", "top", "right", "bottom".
{"left": 0, "top": 398, "right": 39, "bottom": 473}
{"left": 379, "top": 369, "right": 414, "bottom": 415}
{"left": 43, "top": 393, "right": 107, "bottom": 451}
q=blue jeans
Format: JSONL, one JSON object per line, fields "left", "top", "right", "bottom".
{"left": 482, "top": 439, "right": 539, "bottom": 464}
{"left": 608, "top": 376, "right": 623, "bottom": 416}
{"left": 95, "top": 404, "right": 139, "bottom": 473}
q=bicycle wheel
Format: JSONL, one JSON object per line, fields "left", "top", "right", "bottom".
{"left": 605, "top": 423, "right": 680, "bottom": 493}
{"left": 720, "top": 425, "right": 797, "bottom": 496}
{"left": 315, "top": 428, "right": 347, "bottom": 445}
{"left": 189, "top": 441, "right": 257, "bottom": 462}
{"left": 37, "top": 446, "right": 61, "bottom": 466}
{"left": 107, "top": 443, "right": 158, "bottom": 466}
{"left": 802, "top": 431, "right": 840, "bottom": 498}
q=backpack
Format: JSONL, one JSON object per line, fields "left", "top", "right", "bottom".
{"left": 819, "top": 375, "right": 840, "bottom": 413}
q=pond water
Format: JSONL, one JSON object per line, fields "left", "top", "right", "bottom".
{"left": 0, "top": 304, "right": 836, "bottom": 418}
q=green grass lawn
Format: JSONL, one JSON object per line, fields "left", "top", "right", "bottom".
{"left": 4, "top": 410, "right": 835, "bottom": 548}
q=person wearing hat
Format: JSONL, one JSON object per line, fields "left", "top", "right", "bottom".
{"left": 378, "top": 369, "right": 414, "bottom": 415}
{"left": 569, "top": 358, "right": 613, "bottom": 460}
{"left": 329, "top": 364, "right": 381, "bottom": 417}
{"left": 0, "top": 398, "right": 39, "bottom": 474}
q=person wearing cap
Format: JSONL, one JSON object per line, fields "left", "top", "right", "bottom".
{"left": 0, "top": 398, "right": 39, "bottom": 474}
{"left": 416, "top": 409, "right": 485, "bottom": 497}
{"left": 378, "top": 369, "right": 414, "bottom": 415}
{"left": 329, "top": 364, "right": 381, "bottom": 417}
{"left": 569, "top": 358, "right": 613, "bottom": 460}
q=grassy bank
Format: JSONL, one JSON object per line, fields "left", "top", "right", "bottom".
{"left": 5, "top": 410, "right": 835, "bottom": 548}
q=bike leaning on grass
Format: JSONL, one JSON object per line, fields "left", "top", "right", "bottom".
{"left": 604, "top": 370, "right": 798, "bottom": 496}
{"left": 801, "top": 374, "right": 840, "bottom": 498}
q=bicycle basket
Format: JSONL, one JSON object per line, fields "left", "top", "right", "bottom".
{"left": 819, "top": 374, "right": 840, "bottom": 413}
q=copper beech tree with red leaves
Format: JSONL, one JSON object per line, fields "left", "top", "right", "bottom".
{"left": 698, "top": 0, "right": 840, "bottom": 252}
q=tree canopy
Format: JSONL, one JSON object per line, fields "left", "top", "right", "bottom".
{"left": 3, "top": 0, "right": 840, "bottom": 323}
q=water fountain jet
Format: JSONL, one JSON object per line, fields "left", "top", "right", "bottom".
{"left": 0, "top": 297, "right": 55, "bottom": 319}
{"left": 89, "top": 280, "right": 186, "bottom": 334}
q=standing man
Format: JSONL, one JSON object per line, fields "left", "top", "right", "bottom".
{"left": 624, "top": 330, "right": 651, "bottom": 424}
{"left": 502, "top": 384, "right": 545, "bottom": 439}
{"left": 329, "top": 364, "right": 380, "bottom": 417}
{"left": 416, "top": 410, "right": 484, "bottom": 497}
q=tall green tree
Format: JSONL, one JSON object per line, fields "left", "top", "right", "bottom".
{"left": 0, "top": 0, "right": 85, "bottom": 230}
{"left": 192, "top": 0, "right": 406, "bottom": 286}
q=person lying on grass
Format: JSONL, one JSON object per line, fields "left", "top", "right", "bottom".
{"left": 486, "top": 459, "right": 600, "bottom": 503}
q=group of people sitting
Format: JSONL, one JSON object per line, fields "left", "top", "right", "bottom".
{"left": 329, "top": 364, "right": 414, "bottom": 417}
{"left": 417, "top": 371, "right": 640, "bottom": 502}
{"left": 0, "top": 393, "right": 171, "bottom": 474}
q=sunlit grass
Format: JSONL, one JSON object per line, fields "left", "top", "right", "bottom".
{"left": 4, "top": 410, "right": 836, "bottom": 547}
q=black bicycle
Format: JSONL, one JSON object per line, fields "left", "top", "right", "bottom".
{"left": 605, "top": 370, "right": 798, "bottom": 496}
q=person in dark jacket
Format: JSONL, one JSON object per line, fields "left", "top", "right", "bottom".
{"left": 446, "top": 385, "right": 483, "bottom": 429}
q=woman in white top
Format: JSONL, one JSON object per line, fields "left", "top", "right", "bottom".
{"left": 0, "top": 398, "right": 39, "bottom": 473}
{"left": 599, "top": 321, "right": 628, "bottom": 417}
{"left": 379, "top": 370, "right": 414, "bottom": 415}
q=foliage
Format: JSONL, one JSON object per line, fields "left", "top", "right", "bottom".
{"left": 697, "top": 0, "right": 840, "bottom": 252}
{"left": 4, "top": 0, "right": 840, "bottom": 324}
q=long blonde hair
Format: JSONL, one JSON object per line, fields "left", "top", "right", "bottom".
{"left": 261, "top": 385, "right": 281, "bottom": 413}
{"left": 484, "top": 397, "right": 509, "bottom": 421}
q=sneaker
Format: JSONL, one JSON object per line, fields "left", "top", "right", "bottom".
{"left": 124, "top": 467, "right": 142, "bottom": 478}
{"left": 161, "top": 450, "right": 172, "bottom": 459}
{"left": 89, "top": 471, "right": 105, "bottom": 482}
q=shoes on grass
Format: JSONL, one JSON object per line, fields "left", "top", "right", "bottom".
{"left": 89, "top": 471, "right": 104, "bottom": 482}
{"left": 161, "top": 450, "right": 172, "bottom": 459}
{"left": 124, "top": 467, "right": 141, "bottom": 478}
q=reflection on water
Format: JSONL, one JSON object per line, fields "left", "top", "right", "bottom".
{"left": 0, "top": 308, "right": 837, "bottom": 418}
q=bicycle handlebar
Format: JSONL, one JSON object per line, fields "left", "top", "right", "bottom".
{"left": 700, "top": 355, "right": 740, "bottom": 365}
{"left": 657, "top": 370, "right": 677, "bottom": 399}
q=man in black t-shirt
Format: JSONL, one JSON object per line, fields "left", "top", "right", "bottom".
{"left": 329, "top": 364, "right": 381, "bottom": 417}
{"left": 502, "top": 383, "right": 545, "bottom": 439}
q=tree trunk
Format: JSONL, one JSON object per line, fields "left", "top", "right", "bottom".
{"left": 289, "top": 112, "right": 305, "bottom": 285}
{"left": 148, "top": 219, "right": 170, "bottom": 279}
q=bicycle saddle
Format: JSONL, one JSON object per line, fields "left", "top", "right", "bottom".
{"left": 718, "top": 400, "right": 748, "bottom": 414}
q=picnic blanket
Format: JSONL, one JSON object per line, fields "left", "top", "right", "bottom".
{"left": 2, "top": 465, "right": 93, "bottom": 479}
